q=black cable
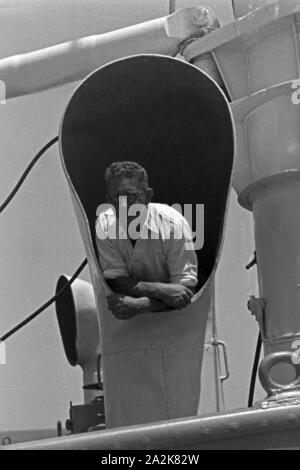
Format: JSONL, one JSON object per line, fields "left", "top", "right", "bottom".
{"left": 231, "top": 0, "right": 236, "bottom": 17}
{"left": 248, "top": 332, "right": 262, "bottom": 408}
{"left": 0, "top": 136, "right": 88, "bottom": 341}
{"left": 0, "top": 136, "right": 59, "bottom": 214}
{"left": 0, "top": 258, "right": 88, "bottom": 342}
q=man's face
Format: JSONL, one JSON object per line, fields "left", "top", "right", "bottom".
{"left": 106, "top": 176, "right": 153, "bottom": 215}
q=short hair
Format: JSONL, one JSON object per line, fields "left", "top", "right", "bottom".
{"left": 104, "top": 161, "right": 149, "bottom": 188}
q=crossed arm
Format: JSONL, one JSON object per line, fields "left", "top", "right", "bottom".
{"left": 107, "top": 277, "right": 195, "bottom": 320}
{"left": 96, "top": 214, "right": 198, "bottom": 320}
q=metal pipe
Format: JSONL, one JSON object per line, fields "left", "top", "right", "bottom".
{"left": 169, "top": 0, "right": 176, "bottom": 15}
{"left": 211, "top": 288, "right": 226, "bottom": 412}
{"left": 232, "top": 81, "right": 300, "bottom": 403}
{"left": 0, "top": 7, "right": 211, "bottom": 100}
{"left": 5, "top": 406, "right": 300, "bottom": 450}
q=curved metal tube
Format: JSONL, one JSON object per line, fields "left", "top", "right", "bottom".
{"left": 59, "top": 55, "right": 235, "bottom": 427}
{"left": 0, "top": 6, "right": 216, "bottom": 100}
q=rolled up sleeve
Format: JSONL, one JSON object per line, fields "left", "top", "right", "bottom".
{"left": 95, "top": 218, "right": 128, "bottom": 279}
{"left": 166, "top": 219, "right": 198, "bottom": 287}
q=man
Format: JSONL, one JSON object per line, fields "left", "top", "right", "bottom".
{"left": 96, "top": 161, "right": 198, "bottom": 320}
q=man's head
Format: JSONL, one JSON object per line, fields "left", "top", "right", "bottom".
{"left": 105, "top": 162, "right": 153, "bottom": 212}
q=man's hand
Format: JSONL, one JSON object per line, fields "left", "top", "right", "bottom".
{"left": 158, "top": 284, "right": 194, "bottom": 309}
{"left": 107, "top": 294, "right": 145, "bottom": 320}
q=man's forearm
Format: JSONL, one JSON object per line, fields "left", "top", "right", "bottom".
{"left": 138, "top": 297, "right": 170, "bottom": 314}
{"left": 134, "top": 281, "right": 176, "bottom": 300}
{"left": 107, "top": 293, "right": 170, "bottom": 319}
{"left": 106, "top": 277, "right": 178, "bottom": 300}
{"left": 106, "top": 276, "right": 143, "bottom": 296}
{"left": 107, "top": 277, "right": 196, "bottom": 312}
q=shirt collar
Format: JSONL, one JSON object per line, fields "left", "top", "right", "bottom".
{"left": 143, "top": 204, "right": 160, "bottom": 235}
{"left": 96, "top": 203, "right": 160, "bottom": 237}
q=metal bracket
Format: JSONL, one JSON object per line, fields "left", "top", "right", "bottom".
{"left": 258, "top": 351, "right": 300, "bottom": 409}
{"left": 248, "top": 295, "right": 266, "bottom": 340}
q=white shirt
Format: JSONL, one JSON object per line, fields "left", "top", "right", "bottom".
{"left": 95, "top": 203, "right": 198, "bottom": 287}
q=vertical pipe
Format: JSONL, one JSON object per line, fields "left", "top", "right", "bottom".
{"left": 251, "top": 175, "right": 300, "bottom": 350}
{"left": 212, "top": 286, "right": 226, "bottom": 412}
{"left": 169, "top": 0, "right": 176, "bottom": 14}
